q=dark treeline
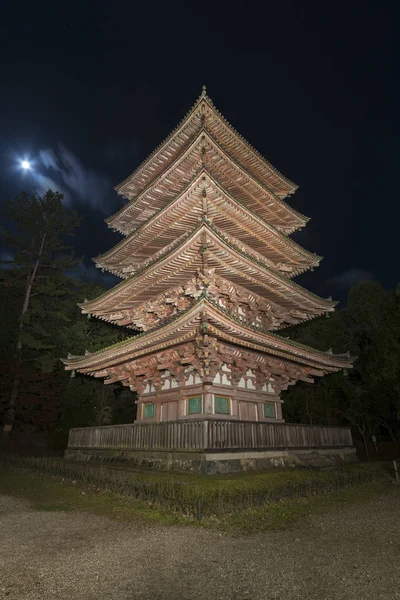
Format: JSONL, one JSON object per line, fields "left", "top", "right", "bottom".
{"left": 283, "top": 281, "right": 400, "bottom": 453}
{"left": 1, "top": 191, "right": 399, "bottom": 453}
{"left": 0, "top": 191, "right": 134, "bottom": 450}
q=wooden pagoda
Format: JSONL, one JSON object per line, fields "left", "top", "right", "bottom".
{"left": 63, "top": 87, "right": 354, "bottom": 471}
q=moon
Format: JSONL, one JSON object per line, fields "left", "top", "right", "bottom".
{"left": 21, "top": 160, "right": 31, "bottom": 169}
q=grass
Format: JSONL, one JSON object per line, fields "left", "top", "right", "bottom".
{"left": 0, "top": 468, "right": 188, "bottom": 526}
{"left": 214, "top": 481, "right": 397, "bottom": 533}
{"left": 0, "top": 455, "right": 394, "bottom": 532}
{"left": 0, "top": 466, "right": 395, "bottom": 533}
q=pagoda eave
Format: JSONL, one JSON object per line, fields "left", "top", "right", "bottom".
{"left": 109, "top": 111, "right": 303, "bottom": 236}
{"left": 114, "top": 96, "right": 298, "bottom": 201}
{"left": 99, "top": 172, "right": 317, "bottom": 274}
{"left": 64, "top": 298, "right": 352, "bottom": 375}
{"left": 86, "top": 224, "right": 334, "bottom": 322}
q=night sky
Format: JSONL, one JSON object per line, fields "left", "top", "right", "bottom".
{"left": 1, "top": 2, "right": 398, "bottom": 303}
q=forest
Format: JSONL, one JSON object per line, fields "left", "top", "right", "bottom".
{"left": 1, "top": 191, "right": 400, "bottom": 454}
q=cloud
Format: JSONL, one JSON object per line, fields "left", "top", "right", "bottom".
{"left": 327, "top": 267, "right": 376, "bottom": 289}
{"left": 35, "top": 144, "right": 117, "bottom": 214}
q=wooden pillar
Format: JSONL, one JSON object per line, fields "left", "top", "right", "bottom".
{"left": 203, "top": 383, "right": 213, "bottom": 416}
{"left": 276, "top": 399, "right": 284, "bottom": 421}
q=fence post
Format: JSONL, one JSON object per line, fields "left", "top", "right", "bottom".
{"left": 203, "top": 420, "right": 208, "bottom": 451}
{"left": 197, "top": 497, "right": 202, "bottom": 522}
{"left": 393, "top": 460, "right": 399, "bottom": 483}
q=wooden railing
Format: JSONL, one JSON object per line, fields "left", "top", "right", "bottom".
{"left": 67, "top": 420, "right": 352, "bottom": 452}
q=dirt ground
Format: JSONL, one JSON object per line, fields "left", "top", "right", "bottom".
{"left": 1, "top": 488, "right": 400, "bottom": 600}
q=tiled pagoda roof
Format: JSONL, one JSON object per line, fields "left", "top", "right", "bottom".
{"left": 63, "top": 297, "right": 352, "bottom": 375}
{"left": 114, "top": 92, "right": 297, "bottom": 197}
{"left": 107, "top": 135, "right": 309, "bottom": 237}
{"left": 107, "top": 91, "right": 306, "bottom": 235}
{"left": 96, "top": 172, "right": 319, "bottom": 278}
{"left": 86, "top": 221, "right": 334, "bottom": 321}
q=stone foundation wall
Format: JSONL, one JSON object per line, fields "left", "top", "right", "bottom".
{"left": 65, "top": 447, "right": 357, "bottom": 474}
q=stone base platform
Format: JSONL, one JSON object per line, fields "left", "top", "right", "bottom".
{"left": 64, "top": 446, "right": 357, "bottom": 474}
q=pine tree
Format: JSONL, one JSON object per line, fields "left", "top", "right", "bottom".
{"left": 0, "top": 190, "right": 81, "bottom": 434}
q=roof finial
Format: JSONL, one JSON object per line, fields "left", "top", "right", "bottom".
{"left": 201, "top": 84, "right": 207, "bottom": 97}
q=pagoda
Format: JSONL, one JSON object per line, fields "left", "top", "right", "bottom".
{"left": 64, "top": 87, "right": 354, "bottom": 470}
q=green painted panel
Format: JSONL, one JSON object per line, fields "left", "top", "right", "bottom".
{"left": 263, "top": 402, "right": 275, "bottom": 418}
{"left": 144, "top": 403, "right": 155, "bottom": 419}
{"left": 188, "top": 396, "right": 201, "bottom": 414}
{"left": 215, "top": 396, "right": 229, "bottom": 414}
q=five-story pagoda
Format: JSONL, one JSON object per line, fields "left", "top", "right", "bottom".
{"left": 64, "top": 87, "right": 352, "bottom": 433}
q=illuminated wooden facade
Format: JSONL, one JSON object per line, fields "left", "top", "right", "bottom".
{"left": 64, "top": 87, "right": 352, "bottom": 426}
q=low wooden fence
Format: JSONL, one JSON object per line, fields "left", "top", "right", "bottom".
{"left": 67, "top": 420, "right": 352, "bottom": 452}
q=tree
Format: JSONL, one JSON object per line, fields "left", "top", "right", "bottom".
{"left": 283, "top": 281, "right": 400, "bottom": 451}
{"left": 55, "top": 280, "right": 131, "bottom": 433}
{"left": 0, "top": 359, "right": 62, "bottom": 430}
{"left": 343, "top": 282, "right": 400, "bottom": 445}
{"left": 0, "top": 190, "right": 81, "bottom": 434}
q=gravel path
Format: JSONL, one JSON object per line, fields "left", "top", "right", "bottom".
{"left": 1, "top": 488, "right": 400, "bottom": 600}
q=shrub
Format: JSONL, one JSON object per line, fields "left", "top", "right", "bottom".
{"left": 0, "top": 454, "right": 388, "bottom": 519}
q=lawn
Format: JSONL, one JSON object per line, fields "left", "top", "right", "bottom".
{"left": 0, "top": 457, "right": 393, "bottom": 532}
